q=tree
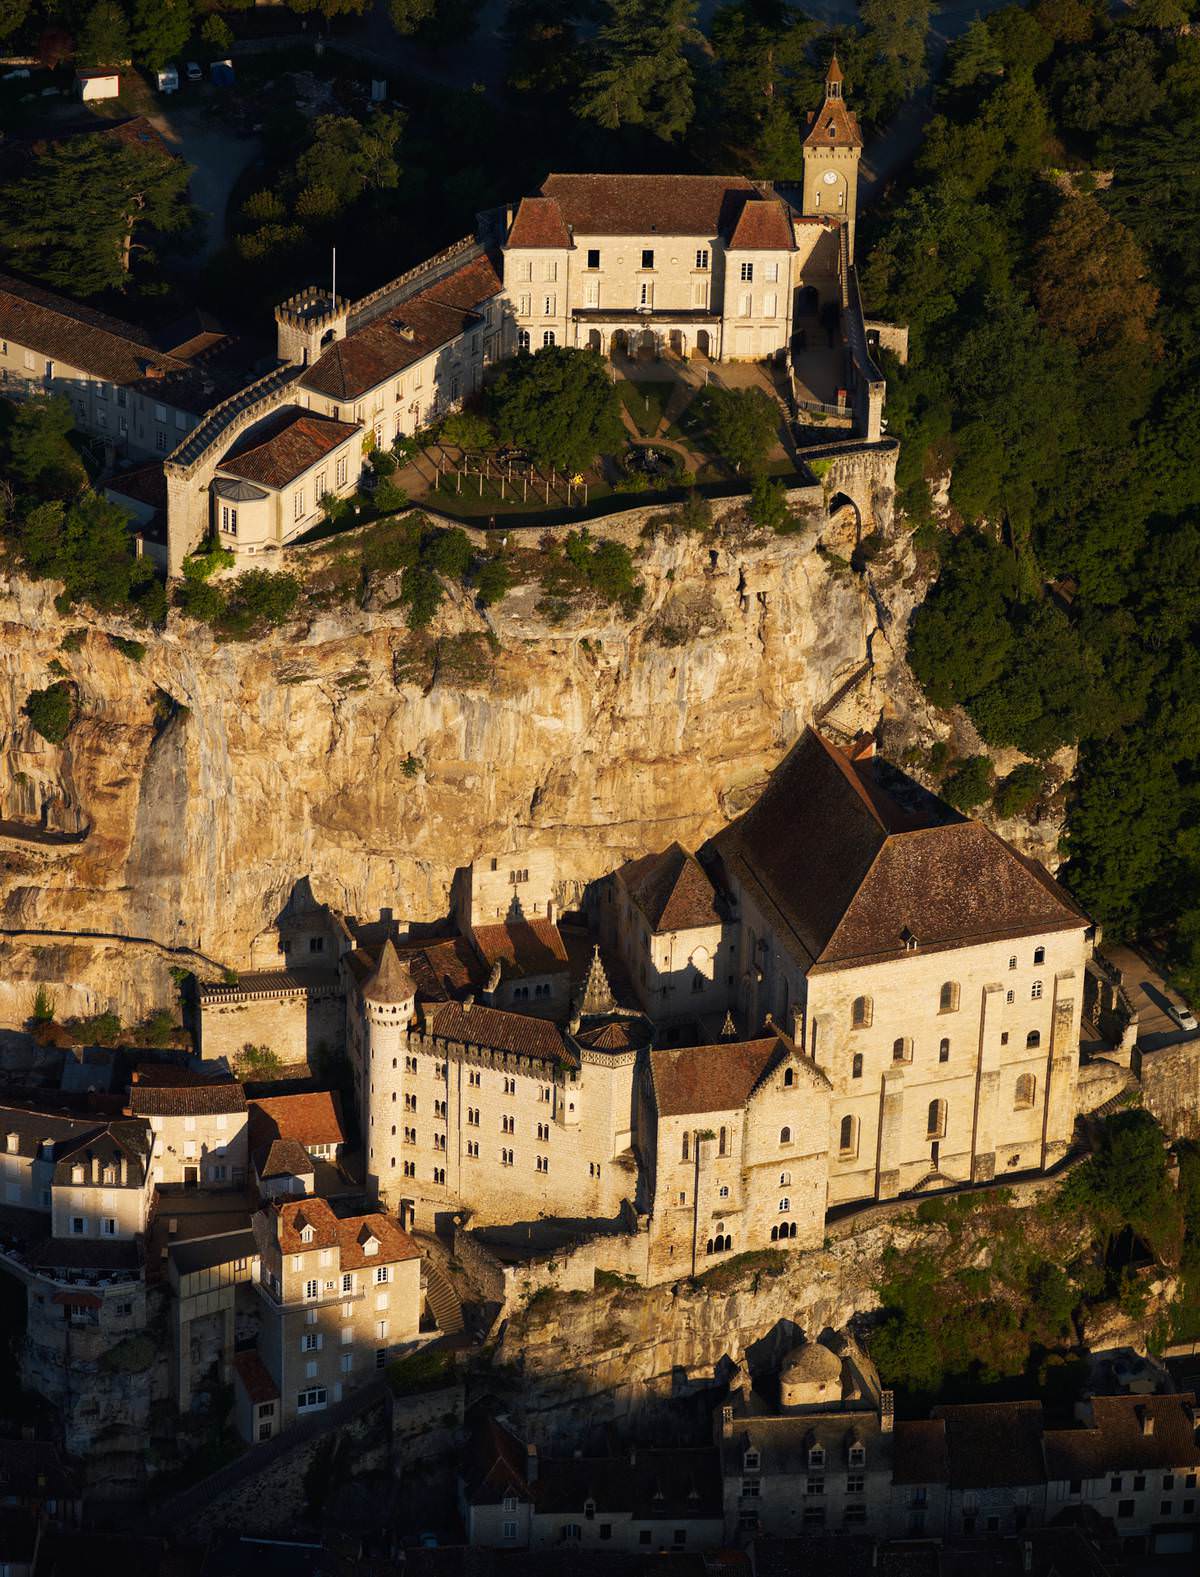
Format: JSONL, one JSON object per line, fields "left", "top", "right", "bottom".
{"left": 439, "top": 409, "right": 492, "bottom": 451}
{"left": 0, "top": 135, "right": 192, "bottom": 296}
{"left": 388, "top": 0, "right": 437, "bottom": 31}
{"left": 1055, "top": 31, "right": 1164, "bottom": 133}
{"left": 292, "top": 111, "right": 404, "bottom": 215}
{"left": 576, "top": 0, "right": 698, "bottom": 142}
{"left": 695, "top": 385, "right": 779, "bottom": 475}
{"left": 1034, "top": 196, "right": 1159, "bottom": 355}
{"left": 942, "top": 755, "right": 993, "bottom": 811}
{"left": 201, "top": 13, "right": 233, "bottom": 51}
{"left": 289, "top": 0, "right": 370, "bottom": 20}
{"left": 15, "top": 491, "right": 165, "bottom": 618}
{"left": 76, "top": 0, "right": 130, "bottom": 66}
{"left": 131, "top": 0, "right": 192, "bottom": 68}
{"left": 23, "top": 683, "right": 74, "bottom": 744}
{"left": 6, "top": 397, "right": 85, "bottom": 498}
{"left": 474, "top": 556, "right": 513, "bottom": 606}
{"left": 843, "top": 0, "right": 931, "bottom": 125}
{"left": 0, "top": 0, "right": 31, "bottom": 43}
{"left": 489, "top": 347, "right": 625, "bottom": 471}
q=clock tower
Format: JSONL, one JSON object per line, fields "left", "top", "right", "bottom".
{"left": 802, "top": 55, "right": 863, "bottom": 260}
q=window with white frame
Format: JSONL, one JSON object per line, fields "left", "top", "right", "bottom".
{"left": 764, "top": 261, "right": 779, "bottom": 282}
{"left": 740, "top": 261, "right": 754, "bottom": 282}
{"left": 221, "top": 505, "right": 238, "bottom": 536}
{"left": 695, "top": 248, "right": 709, "bottom": 269}
{"left": 335, "top": 455, "right": 347, "bottom": 487}
{"left": 294, "top": 489, "right": 305, "bottom": 520}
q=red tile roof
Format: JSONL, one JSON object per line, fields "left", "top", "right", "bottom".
{"left": 932, "top": 1400, "right": 1046, "bottom": 1488}
{"left": 619, "top": 842, "right": 722, "bottom": 934}
{"left": 0, "top": 272, "right": 186, "bottom": 387}
{"left": 217, "top": 409, "right": 360, "bottom": 490}
{"left": 715, "top": 728, "right": 1087, "bottom": 973}
{"left": 650, "top": 1031, "right": 811, "bottom": 1117}
{"left": 804, "top": 93, "right": 863, "bottom": 150}
{"left": 249, "top": 1090, "right": 345, "bottom": 1150}
{"left": 301, "top": 251, "right": 502, "bottom": 402}
{"left": 423, "top": 1000, "right": 574, "bottom": 1067}
{"left": 506, "top": 196, "right": 573, "bottom": 249}
{"left": 728, "top": 199, "right": 795, "bottom": 252}
{"left": 257, "top": 1137, "right": 313, "bottom": 1179}
{"left": 129, "top": 1081, "right": 247, "bottom": 1117}
{"left": 1044, "top": 1394, "right": 1200, "bottom": 1479}
{"left": 233, "top": 1348, "right": 279, "bottom": 1405}
{"left": 470, "top": 919, "right": 570, "bottom": 979}
{"left": 540, "top": 173, "right": 761, "bottom": 238}
{"left": 272, "top": 1195, "right": 419, "bottom": 1266}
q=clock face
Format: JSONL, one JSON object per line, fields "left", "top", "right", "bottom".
{"left": 822, "top": 170, "right": 838, "bottom": 186}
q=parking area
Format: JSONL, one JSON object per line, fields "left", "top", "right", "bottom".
{"left": 1101, "top": 943, "right": 1199, "bottom": 1052}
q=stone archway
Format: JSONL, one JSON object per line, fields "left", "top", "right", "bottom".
{"left": 611, "top": 329, "right": 629, "bottom": 357}
{"left": 587, "top": 329, "right": 602, "bottom": 353}
{"left": 696, "top": 328, "right": 711, "bottom": 358}
{"left": 668, "top": 328, "right": 685, "bottom": 357}
{"left": 637, "top": 328, "right": 656, "bottom": 357}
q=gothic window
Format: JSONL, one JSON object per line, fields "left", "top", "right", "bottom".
{"left": 893, "top": 1037, "right": 912, "bottom": 1062}
{"left": 1026, "top": 1030, "right": 1041, "bottom": 1049}
{"left": 939, "top": 981, "right": 960, "bottom": 1013}
{"left": 682, "top": 1132, "right": 689, "bottom": 1162}
{"left": 1014, "top": 1073, "right": 1037, "bottom": 1109}
{"left": 851, "top": 996, "right": 872, "bottom": 1029}
{"left": 517, "top": 329, "right": 530, "bottom": 352}
{"left": 851, "top": 1052, "right": 863, "bottom": 1079}
{"left": 839, "top": 1115, "right": 857, "bottom": 1157}
{"left": 939, "top": 1038, "right": 950, "bottom": 1063}
{"left": 1034, "top": 946, "right": 1045, "bottom": 965}
{"left": 719, "top": 1126, "right": 727, "bottom": 1156}
{"left": 779, "top": 1126, "right": 792, "bottom": 1146}
{"left": 926, "top": 1099, "right": 947, "bottom": 1140}
{"left": 784, "top": 1068, "right": 795, "bottom": 1088}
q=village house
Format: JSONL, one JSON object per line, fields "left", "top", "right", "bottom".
{"left": 210, "top": 408, "right": 363, "bottom": 555}
{"left": 127, "top": 1077, "right": 249, "bottom": 1188}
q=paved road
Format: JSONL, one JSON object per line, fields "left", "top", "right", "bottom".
{"left": 147, "top": 104, "right": 262, "bottom": 258}
{"left": 1102, "top": 943, "right": 1199, "bottom": 1054}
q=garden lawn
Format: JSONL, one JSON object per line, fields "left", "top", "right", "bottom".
{"left": 617, "top": 379, "right": 672, "bottom": 438}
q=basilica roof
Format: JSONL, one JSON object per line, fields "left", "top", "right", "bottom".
{"left": 470, "top": 918, "right": 570, "bottom": 979}
{"left": 713, "top": 728, "right": 1088, "bottom": 974}
{"left": 648, "top": 1030, "right": 811, "bottom": 1117}
{"left": 422, "top": 999, "right": 575, "bottom": 1067}
{"left": 619, "top": 841, "right": 723, "bottom": 935}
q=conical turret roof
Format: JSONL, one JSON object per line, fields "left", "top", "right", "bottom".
{"left": 578, "top": 944, "right": 616, "bottom": 1017}
{"left": 362, "top": 937, "right": 416, "bottom": 1004}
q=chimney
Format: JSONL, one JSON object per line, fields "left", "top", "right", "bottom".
{"left": 120, "top": 1153, "right": 128, "bottom": 1186}
{"left": 462, "top": 994, "right": 474, "bottom": 1015}
{"left": 790, "top": 1004, "right": 803, "bottom": 1045}
{"left": 1138, "top": 1406, "right": 1155, "bottom": 1437}
{"left": 525, "top": 1441, "right": 538, "bottom": 1483}
{"left": 547, "top": 898, "right": 556, "bottom": 926}
{"left": 879, "top": 1390, "right": 894, "bottom": 1434}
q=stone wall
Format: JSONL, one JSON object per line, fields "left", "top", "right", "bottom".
{"left": 198, "top": 984, "right": 343, "bottom": 1065}
{"left": 1138, "top": 1041, "right": 1200, "bottom": 1140}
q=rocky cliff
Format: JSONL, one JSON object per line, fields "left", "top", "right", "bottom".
{"left": 0, "top": 491, "right": 1053, "bottom": 1025}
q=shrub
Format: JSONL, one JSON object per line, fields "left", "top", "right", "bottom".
{"left": 401, "top": 563, "right": 444, "bottom": 629}
{"left": 175, "top": 579, "right": 225, "bottom": 623}
{"left": 74, "top": 1010, "right": 121, "bottom": 1045}
{"left": 749, "top": 476, "right": 792, "bottom": 532}
{"left": 111, "top": 636, "right": 146, "bottom": 662}
{"left": 61, "top": 629, "right": 86, "bottom": 653}
{"left": 439, "top": 409, "right": 493, "bottom": 452}
{"left": 373, "top": 478, "right": 408, "bottom": 514}
{"left": 942, "top": 755, "right": 993, "bottom": 811}
{"left": 237, "top": 1043, "right": 282, "bottom": 1076}
{"left": 140, "top": 1008, "right": 177, "bottom": 1047}
{"left": 30, "top": 984, "right": 56, "bottom": 1024}
{"left": 218, "top": 570, "right": 302, "bottom": 635}
{"left": 183, "top": 545, "right": 235, "bottom": 582}
{"left": 24, "top": 682, "right": 73, "bottom": 744}
{"left": 371, "top": 448, "right": 398, "bottom": 478}
{"left": 475, "top": 555, "right": 513, "bottom": 607}
{"left": 994, "top": 762, "right": 1045, "bottom": 818}
{"left": 678, "top": 490, "right": 713, "bottom": 534}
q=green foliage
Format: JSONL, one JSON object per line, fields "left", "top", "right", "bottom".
{"left": 373, "top": 478, "right": 408, "bottom": 514}
{"left": 842, "top": 0, "right": 931, "bottom": 126}
{"left": 237, "top": 1042, "right": 282, "bottom": 1076}
{"left": 678, "top": 489, "right": 713, "bottom": 535}
{"left": 439, "top": 409, "right": 493, "bottom": 451}
{"left": 217, "top": 571, "right": 302, "bottom": 637}
{"left": 694, "top": 385, "right": 779, "bottom": 476}
{"left": 993, "top": 762, "right": 1045, "bottom": 819}
{"left": 73, "top": 1011, "right": 122, "bottom": 1046}
{"left": 489, "top": 347, "right": 625, "bottom": 472}
{"left": 60, "top": 630, "right": 87, "bottom": 654}
{"left": 131, "top": 0, "right": 193, "bottom": 69}
{"left": 77, "top": 1, "right": 129, "bottom": 68}
{"left": 139, "top": 1009, "right": 177, "bottom": 1048}
{"left": 201, "top": 14, "right": 233, "bottom": 52}
{"left": 111, "top": 636, "right": 146, "bottom": 663}
{"left": 13, "top": 491, "right": 166, "bottom": 622}
{"left": 1059, "top": 1109, "right": 1181, "bottom": 1259}
{"left": 942, "top": 755, "right": 993, "bottom": 812}
{"left": 386, "top": 1346, "right": 455, "bottom": 1394}
{"left": 183, "top": 545, "right": 236, "bottom": 581}
{"left": 30, "top": 985, "right": 56, "bottom": 1025}
{"left": 575, "top": 0, "right": 698, "bottom": 142}
{"left": 0, "top": 133, "right": 193, "bottom": 297}
{"left": 474, "top": 555, "right": 514, "bottom": 607}
{"left": 23, "top": 683, "right": 72, "bottom": 744}
{"left": 6, "top": 398, "right": 85, "bottom": 499}
{"left": 748, "top": 476, "right": 793, "bottom": 533}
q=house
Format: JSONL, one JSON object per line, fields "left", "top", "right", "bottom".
{"left": 462, "top": 1416, "right": 724, "bottom": 1555}
{"left": 211, "top": 407, "right": 362, "bottom": 555}
{"left": 127, "top": 1077, "right": 248, "bottom": 1187}
{"left": 247, "top": 1090, "right": 346, "bottom": 1198}
{"left": 76, "top": 68, "right": 120, "bottom": 102}
{"left": 609, "top": 842, "right": 732, "bottom": 1028}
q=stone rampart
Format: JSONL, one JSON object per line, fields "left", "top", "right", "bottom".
{"left": 1138, "top": 1040, "right": 1200, "bottom": 1140}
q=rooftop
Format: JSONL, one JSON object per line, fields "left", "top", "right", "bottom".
{"left": 216, "top": 408, "right": 360, "bottom": 490}
{"left": 538, "top": 174, "right": 769, "bottom": 240}
{"left": 128, "top": 1081, "right": 246, "bottom": 1118}
{"left": 269, "top": 1195, "right": 419, "bottom": 1267}
{"left": 649, "top": 1030, "right": 825, "bottom": 1118}
{"left": 470, "top": 918, "right": 570, "bottom": 979}
{"left": 619, "top": 841, "right": 722, "bottom": 934}
{"left": 422, "top": 999, "right": 575, "bottom": 1067}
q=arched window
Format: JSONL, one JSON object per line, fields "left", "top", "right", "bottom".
{"left": 939, "top": 1038, "right": 950, "bottom": 1063}
{"left": 1014, "top": 1073, "right": 1037, "bottom": 1109}
{"left": 779, "top": 1197, "right": 790, "bottom": 1212}
{"left": 1031, "top": 980, "right": 1043, "bottom": 1000}
{"left": 681, "top": 1132, "right": 689, "bottom": 1162}
{"left": 719, "top": 1126, "right": 727, "bottom": 1156}
{"left": 784, "top": 1068, "right": 795, "bottom": 1088}
{"left": 809, "top": 1444, "right": 825, "bottom": 1468}
{"left": 770, "top": 1224, "right": 779, "bottom": 1241}
{"left": 851, "top": 1052, "right": 863, "bottom": 1079}
{"left": 939, "top": 981, "right": 960, "bottom": 1013}
{"left": 1026, "top": 1030, "right": 1041, "bottom": 1048}
{"left": 1033, "top": 946, "right": 1045, "bottom": 966}
{"left": 517, "top": 329, "right": 530, "bottom": 352}
{"left": 839, "top": 1115, "right": 857, "bottom": 1156}
{"left": 893, "top": 1037, "right": 912, "bottom": 1063}
{"left": 542, "top": 329, "right": 556, "bottom": 347}
{"left": 780, "top": 1171, "right": 791, "bottom": 1187}
{"left": 779, "top": 1126, "right": 791, "bottom": 1146}
{"left": 926, "top": 1099, "right": 947, "bottom": 1139}
{"left": 852, "top": 995, "right": 872, "bottom": 1029}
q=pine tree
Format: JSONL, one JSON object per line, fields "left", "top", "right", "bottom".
{"left": 131, "top": 0, "right": 192, "bottom": 70}
{"left": 753, "top": 101, "right": 805, "bottom": 181}
{"left": 575, "top": 0, "right": 698, "bottom": 142}
{"left": 76, "top": 1, "right": 130, "bottom": 67}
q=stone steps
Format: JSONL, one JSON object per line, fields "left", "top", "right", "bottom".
{"left": 424, "top": 1262, "right": 464, "bottom": 1335}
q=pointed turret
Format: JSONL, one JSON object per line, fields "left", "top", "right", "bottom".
{"left": 578, "top": 944, "right": 616, "bottom": 1018}
{"left": 362, "top": 937, "right": 416, "bottom": 1004}
{"left": 802, "top": 50, "right": 863, "bottom": 257}
{"left": 721, "top": 1010, "right": 737, "bottom": 1040}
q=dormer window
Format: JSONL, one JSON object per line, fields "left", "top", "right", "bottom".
{"left": 5, "top": 1133, "right": 17, "bottom": 1155}
{"left": 300, "top": 1224, "right": 314, "bottom": 1244}
{"left": 363, "top": 1235, "right": 379, "bottom": 1256}
{"left": 70, "top": 1164, "right": 84, "bottom": 1185}
{"left": 584, "top": 1498, "right": 596, "bottom": 1520}
{"left": 503, "top": 1494, "right": 518, "bottom": 1513}
{"left": 900, "top": 927, "right": 918, "bottom": 951}
{"left": 848, "top": 1444, "right": 866, "bottom": 1468}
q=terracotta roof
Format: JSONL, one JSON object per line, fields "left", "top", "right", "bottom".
{"left": 249, "top": 1091, "right": 345, "bottom": 1150}
{"left": 257, "top": 1137, "right": 313, "bottom": 1180}
{"left": 574, "top": 1018, "right": 647, "bottom": 1052}
{"left": 404, "top": 935, "right": 483, "bottom": 999}
{"left": 932, "top": 1401, "right": 1047, "bottom": 1488}
{"left": 714, "top": 728, "right": 1087, "bottom": 973}
{"left": 649, "top": 1031, "right": 824, "bottom": 1117}
{"left": 129, "top": 1081, "right": 246, "bottom": 1117}
{"left": 272, "top": 1195, "right": 420, "bottom": 1266}
{"left": 470, "top": 919, "right": 570, "bottom": 979}
{"left": 728, "top": 199, "right": 795, "bottom": 252}
{"left": 540, "top": 173, "right": 762, "bottom": 239}
{"left": 217, "top": 409, "right": 359, "bottom": 490}
{"left": 233, "top": 1348, "right": 279, "bottom": 1405}
{"left": 0, "top": 272, "right": 187, "bottom": 388}
{"left": 892, "top": 1419, "right": 949, "bottom": 1485}
{"left": 804, "top": 93, "right": 863, "bottom": 150}
{"left": 301, "top": 250, "right": 502, "bottom": 402}
{"left": 1044, "top": 1394, "right": 1200, "bottom": 1479}
{"left": 620, "top": 842, "right": 722, "bottom": 934}
{"left": 362, "top": 937, "right": 418, "bottom": 1004}
{"left": 423, "top": 1000, "right": 575, "bottom": 1067}
{"left": 463, "top": 1416, "right": 530, "bottom": 1504}
{"left": 98, "top": 116, "right": 174, "bottom": 159}
{"left": 506, "top": 196, "right": 573, "bottom": 249}
{"left": 827, "top": 54, "right": 844, "bottom": 86}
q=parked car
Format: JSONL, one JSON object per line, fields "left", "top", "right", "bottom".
{"left": 185, "top": 61, "right": 203, "bottom": 84}
{"left": 1168, "top": 1002, "right": 1198, "bottom": 1033}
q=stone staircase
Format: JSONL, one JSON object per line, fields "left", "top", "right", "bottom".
{"left": 423, "top": 1262, "right": 464, "bottom": 1335}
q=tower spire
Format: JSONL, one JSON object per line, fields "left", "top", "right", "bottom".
{"left": 578, "top": 945, "right": 616, "bottom": 1018}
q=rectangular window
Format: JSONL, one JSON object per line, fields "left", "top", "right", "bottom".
{"left": 693, "top": 279, "right": 709, "bottom": 308}
{"left": 71, "top": 1217, "right": 85, "bottom": 1234}
{"left": 739, "top": 292, "right": 752, "bottom": 318}
{"left": 336, "top": 456, "right": 348, "bottom": 488}
{"left": 102, "top": 1218, "right": 116, "bottom": 1236}
{"left": 375, "top": 1266, "right": 389, "bottom": 1284}
{"left": 296, "top": 1387, "right": 327, "bottom": 1412}
{"left": 342, "top": 1272, "right": 353, "bottom": 1293}
{"left": 543, "top": 294, "right": 555, "bottom": 316}
{"left": 587, "top": 248, "right": 600, "bottom": 269}
{"left": 640, "top": 281, "right": 653, "bottom": 308}
{"left": 294, "top": 489, "right": 305, "bottom": 521}
{"left": 641, "top": 249, "right": 654, "bottom": 269}
{"left": 304, "top": 1279, "right": 319, "bottom": 1300}
{"left": 154, "top": 402, "right": 167, "bottom": 422}
{"left": 695, "top": 248, "right": 709, "bottom": 269}
{"left": 740, "top": 262, "right": 754, "bottom": 282}
{"left": 316, "top": 470, "right": 327, "bottom": 499}
{"left": 763, "top": 292, "right": 778, "bottom": 318}
{"left": 585, "top": 279, "right": 599, "bottom": 308}
{"left": 155, "top": 430, "right": 167, "bottom": 452}
{"left": 764, "top": 262, "right": 779, "bottom": 283}
{"left": 302, "top": 1333, "right": 319, "bottom": 1352}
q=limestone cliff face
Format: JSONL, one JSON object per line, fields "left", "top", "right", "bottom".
{"left": 0, "top": 514, "right": 884, "bottom": 1020}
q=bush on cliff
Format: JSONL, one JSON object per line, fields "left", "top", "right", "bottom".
{"left": 23, "top": 682, "right": 73, "bottom": 744}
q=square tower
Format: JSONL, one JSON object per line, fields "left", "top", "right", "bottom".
{"left": 802, "top": 56, "right": 864, "bottom": 261}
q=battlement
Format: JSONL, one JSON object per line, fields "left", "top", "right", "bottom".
{"left": 347, "top": 235, "right": 483, "bottom": 334}
{"left": 274, "top": 287, "right": 347, "bottom": 335}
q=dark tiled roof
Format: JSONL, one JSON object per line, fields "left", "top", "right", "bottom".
{"left": 649, "top": 1031, "right": 816, "bottom": 1117}
{"left": 506, "top": 196, "right": 573, "bottom": 249}
{"left": 169, "top": 1228, "right": 257, "bottom": 1277}
{"left": 51, "top": 1117, "right": 152, "bottom": 1187}
{"left": 891, "top": 1419, "right": 949, "bottom": 1485}
{"left": 463, "top": 1416, "right": 530, "bottom": 1504}
{"left": 1044, "top": 1393, "right": 1200, "bottom": 1479}
{"left": 574, "top": 1018, "right": 647, "bottom": 1052}
{"left": 532, "top": 1444, "right": 723, "bottom": 1519}
{"left": 217, "top": 409, "right": 359, "bottom": 490}
{"left": 129, "top": 1081, "right": 246, "bottom": 1117}
{"left": 803, "top": 92, "right": 863, "bottom": 150}
{"left": 362, "top": 937, "right": 418, "bottom": 1004}
{"left": 249, "top": 1091, "right": 344, "bottom": 1150}
{"left": 0, "top": 271, "right": 184, "bottom": 384}
{"left": 540, "top": 174, "right": 761, "bottom": 238}
{"left": 728, "top": 199, "right": 795, "bottom": 251}
{"left": 933, "top": 1401, "right": 1046, "bottom": 1488}
{"left": 30, "top": 1235, "right": 142, "bottom": 1272}
{"left": 424, "top": 1000, "right": 575, "bottom": 1067}
{"left": 404, "top": 935, "right": 484, "bottom": 1000}
{"left": 715, "top": 729, "right": 1087, "bottom": 973}
{"left": 470, "top": 919, "right": 570, "bottom": 979}
{"left": 232, "top": 1348, "right": 279, "bottom": 1405}
{"left": 198, "top": 967, "right": 340, "bottom": 999}
{"left": 0, "top": 1105, "right": 100, "bottom": 1160}
{"left": 620, "top": 841, "right": 722, "bottom": 934}
{"left": 301, "top": 251, "right": 502, "bottom": 402}
{"left": 257, "top": 1137, "right": 313, "bottom": 1179}
{"left": 105, "top": 462, "right": 168, "bottom": 512}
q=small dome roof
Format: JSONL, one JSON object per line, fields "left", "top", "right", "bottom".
{"left": 781, "top": 1341, "right": 841, "bottom": 1385}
